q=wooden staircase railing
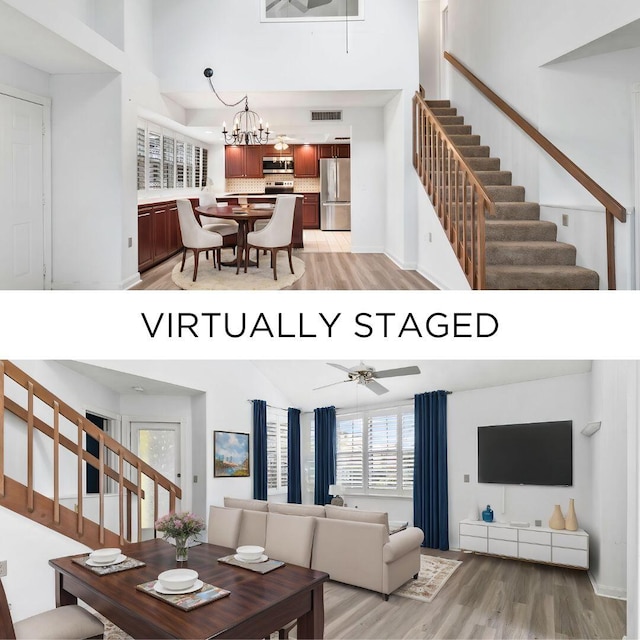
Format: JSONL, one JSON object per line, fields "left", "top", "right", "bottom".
{"left": 443, "top": 51, "right": 626, "bottom": 290}
{"left": 413, "top": 89, "right": 496, "bottom": 289}
{"left": 0, "top": 360, "right": 182, "bottom": 548}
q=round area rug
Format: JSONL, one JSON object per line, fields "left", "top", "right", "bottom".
{"left": 171, "top": 252, "right": 305, "bottom": 290}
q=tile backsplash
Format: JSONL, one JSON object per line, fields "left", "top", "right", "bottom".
{"left": 224, "top": 176, "right": 320, "bottom": 194}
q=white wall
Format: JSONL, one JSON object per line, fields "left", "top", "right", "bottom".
{"left": 589, "top": 361, "right": 629, "bottom": 598}
{"left": 449, "top": 374, "right": 592, "bottom": 546}
{"left": 418, "top": 0, "right": 441, "bottom": 97}
{"left": 444, "top": 0, "right": 640, "bottom": 288}
{"left": 0, "top": 52, "right": 50, "bottom": 97}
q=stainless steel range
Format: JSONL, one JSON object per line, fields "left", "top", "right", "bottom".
{"left": 264, "top": 179, "right": 294, "bottom": 194}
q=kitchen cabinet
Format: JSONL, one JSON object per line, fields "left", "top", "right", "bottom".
{"left": 137, "top": 200, "right": 184, "bottom": 272}
{"left": 293, "top": 145, "right": 318, "bottom": 177}
{"left": 318, "top": 144, "right": 350, "bottom": 159}
{"left": 301, "top": 193, "right": 320, "bottom": 229}
{"left": 225, "top": 145, "right": 263, "bottom": 178}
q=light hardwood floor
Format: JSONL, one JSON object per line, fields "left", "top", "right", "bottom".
{"left": 319, "top": 550, "right": 626, "bottom": 640}
{"left": 131, "top": 231, "right": 437, "bottom": 290}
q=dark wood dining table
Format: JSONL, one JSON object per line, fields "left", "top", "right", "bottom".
{"left": 49, "top": 539, "right": 328, "bottom": 639}
{"left": 196, "top": 204, "right": 274, "bottom": 269}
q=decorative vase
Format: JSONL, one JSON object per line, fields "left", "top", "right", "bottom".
{"left": 565, "top": 498, "right": 578, "bottom": 531}
{"left": 549, "top": 504, "right": 565, "bottom": 530}
{"left": 175, "top": 535, "right": 189, "bottom": 563}
{"left": 481, "top": 505, "right": 494, "bottom": 522}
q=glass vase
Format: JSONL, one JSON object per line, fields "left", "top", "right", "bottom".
{"left": 175, "top": 535, "right": 189, "bottom": 563}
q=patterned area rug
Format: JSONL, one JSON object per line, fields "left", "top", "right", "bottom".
{"left": 394, "top": 554, "right": 462, "bottom": 603}
{"left": 171, "top": 252, "right": 305, "bottom": 290}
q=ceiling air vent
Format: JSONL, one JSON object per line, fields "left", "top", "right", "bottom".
{"left": 311, "top": 110, "right": 343, "bottom": 121}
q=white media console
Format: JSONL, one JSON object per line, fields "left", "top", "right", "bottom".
{"left": 459, "top": 519, "right": 589, "bottom": 569}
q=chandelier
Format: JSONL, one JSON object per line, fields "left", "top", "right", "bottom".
{"left": 204, "top": 68, "right": 270, "bottom": 145}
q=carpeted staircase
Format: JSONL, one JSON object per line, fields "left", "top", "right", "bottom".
{"left": 427, "top": 100, "right": 600, "bottom": 290}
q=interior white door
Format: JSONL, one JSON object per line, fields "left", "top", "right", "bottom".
{"left": 0, "top": 93, "right": 44, "bottom": 289}
{"left": 131, "top": 421, "right": 181, "bottom": 530}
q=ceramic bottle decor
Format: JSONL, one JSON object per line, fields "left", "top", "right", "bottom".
{"left": 482, "top": 505, "right": 494, "bottom": 522}
{"left": 549, "top": 504, "right": 565, "bottom": 530}
{"left": 565, "top": 498, "right": 578, "bottom": 531}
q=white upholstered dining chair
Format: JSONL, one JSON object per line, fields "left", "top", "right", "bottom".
{"left": 0, "top": 578, "right": 104, "bottom": 640}
{"left": 198, "top": 192, "right": 239, "bottom": 237}
{"left": 243, "top": 194, "right": 296, "bottom": 280}
{"left": 176, "top": 199, "right": 224, "bottom": 281}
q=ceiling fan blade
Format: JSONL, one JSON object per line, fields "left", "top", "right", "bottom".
{"left": 328, "top": 363, "right": 352, "bottom": 374}
{"left": 366, "top": 380, "right": 389, "bottom": 395}
{"left": 372, "top": 366, "right": 421, "bottom": 379}
{"left": 313, "top": 379, "right": 351, "bottom": 391}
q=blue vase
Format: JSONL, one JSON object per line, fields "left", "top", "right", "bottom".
{"left": 482, "top": 505, "right": 494, "bottom": 522}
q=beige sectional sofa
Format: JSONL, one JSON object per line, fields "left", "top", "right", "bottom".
{"left": 207, "top": 497, "right": 424, "bottom": 599}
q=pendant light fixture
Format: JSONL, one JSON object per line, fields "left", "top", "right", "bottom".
{"left": 203, "top": 68, "right": 270, "bottom": 145}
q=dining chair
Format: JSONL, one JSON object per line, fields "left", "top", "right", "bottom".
{"left": 207, "top": 505, "right": 243, "bottom": 548}
{"left": 0, "top": 578, "right": 104, "bottom": 640}
{"left": 243, "top": 194, "right": 296, "bottom": 279}
{"left": 263, "top": 512, "right": 316, "bottom": 639}
{"left": 198, "top": 192, "right": 239, "bottom": 238}
{"left": 176, "top": 199, "right": 224, "bottom": 281}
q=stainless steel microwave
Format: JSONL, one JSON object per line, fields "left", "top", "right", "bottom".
{"left": 263, "top": 156, "right": 294, "bottom": 174}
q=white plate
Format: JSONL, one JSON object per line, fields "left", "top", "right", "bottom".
{"left": 86, "top": 554, "right": 127, "bottom": 567}
{"left": 234, "top": 554, "right": 269, "bottom": 564}
{"left": 154, "top": 579, "right": 203, "bottom": 595}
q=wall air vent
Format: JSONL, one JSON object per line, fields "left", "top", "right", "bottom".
{"left": 334, "top": 137, "right": 351, "bottom": 141}
{"left": 311, "top": 110, "right": 343, "bottom": 121}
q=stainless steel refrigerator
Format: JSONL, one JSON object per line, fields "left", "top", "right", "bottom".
{"left": 320, "top": 158, "right": 351, "bottom": 230}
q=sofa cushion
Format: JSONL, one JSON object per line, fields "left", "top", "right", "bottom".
{"left": 207, "top": 505, "right": 242, "bottom": 548}
{"left": 237, "top": 509, "right": 268, "bottom": 547}
{"left": 269, "top": 502, "right": 326, "bottom": 517}
{"left": 224, "top": 497, "right": 268, "bottom": 512}
{"left": 265, "top": 512, "right": 316, "bottom": 567}
{"left": 325, "top": 505, "right": 389, "bottom": 532}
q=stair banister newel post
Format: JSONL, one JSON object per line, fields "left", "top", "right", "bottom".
{"left": 53, "top": 401, "right": 60, "bottom": 524}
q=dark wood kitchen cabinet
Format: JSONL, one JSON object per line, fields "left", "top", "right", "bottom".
{"left": 318, "top": 144, "right": 350, "bottom": 159}
{"left": 301, "top": 193, "right": 320, "bottom": 229}
{"left": 225, "top": 145, "right": 263, "bottom": 178}
{"left": 137, "top": 200, "right": 183, "bottom": 272}
{"left": 293, "top": 145, "right": 318, "bottom": 178}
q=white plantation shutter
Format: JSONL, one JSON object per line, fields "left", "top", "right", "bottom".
{"left": 163, "top": 136, "right": 175, "bottom": 188}
{"left": 186, "top": 144, "right": 194, "bottom": 188}
{"left": 137, "top": 127, "right": 146, "bottom": 190}
{"left": 266, "top": 408, "right": 288, "bottom": 492}
{"left": 402, "top": 412, "right": 415, "bottom": 491}
{"left": 148, "top": 131, "right": 162, "bottom": 189}
{"left": 195, "top": 147, "right": 201, "bottom": 188}
{"left": 368, "top": 413, "right": 397, "bottom": 491}
{"left": 176, "top": 141, "right": 185, "bottom": 188}
{"left": 201, "top": 149, "right": 209, "bottom": 187}
{"left": 336, "top": 416, "right": 363, "bottom": 489}
{"left": 335, "top": 405, "right": 414, "bottom": 496}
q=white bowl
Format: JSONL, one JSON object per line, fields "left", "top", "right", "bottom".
{"left": 236, "top": 545, "right": 264, "bottom": 561}
{"left": 89, "top": 548, "right": 121, "bottom": 564}
{"left": 217, "top": 202, "right": 228, "bottom": 207}
{"left": 158, "top": 568, "right": 199, "bottom": 591}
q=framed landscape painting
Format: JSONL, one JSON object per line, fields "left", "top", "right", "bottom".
{"left": 261, "top": 0, "right": 363, "bottom": 22}
{"left": 214, "top": 431, "right": 250, "bottom": 477}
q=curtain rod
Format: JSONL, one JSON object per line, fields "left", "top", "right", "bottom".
{"left": 247, "top": 399, "right": 291, "bottom": 413}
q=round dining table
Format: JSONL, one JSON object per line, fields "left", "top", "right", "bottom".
{"left": 196, "top": 204, "right": 274, "bottom": 269}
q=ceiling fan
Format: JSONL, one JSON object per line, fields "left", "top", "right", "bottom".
{"left": 313, "top": 362, "right": 421, "bottom": 396}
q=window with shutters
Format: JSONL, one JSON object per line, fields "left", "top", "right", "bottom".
{"left": 186, "top": 144, "right": 194, "bottom": 188}
{"left": 176, "top": 141, "right": 185, "bottom": 188}
{"left": 137, "top": 127, "right": 146, "bottom": 191}
{"left": 137, "top": 119, "right": 209, "bottom": 195}
{"left": 267, "top": 408, "right": 288, "bottom": 493}
{"left": 162, "top": 136, "right": 175, "bottom": 189}
{"left": 148, "top": 130, "right": 162, "bottom": 190}
{"left": 335, "top": 405, "right": 414, "bottom": 496}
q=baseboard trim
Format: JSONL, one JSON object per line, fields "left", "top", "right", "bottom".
{"left": 52, "top": 273, "right": 141, "bottom": 290}
{"left": 384, "top": 250, "right": 417, "bottom": 271}
{"left": 588, "top": 571, "right": 627, "bottom": 600}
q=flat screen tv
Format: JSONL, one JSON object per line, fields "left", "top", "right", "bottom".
{"left": 477, "top": 420, "right": 573, "bottom": 486}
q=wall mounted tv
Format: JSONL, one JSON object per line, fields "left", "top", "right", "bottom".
{"left": 477, "top": 420, "right": 573, "bottom": 486}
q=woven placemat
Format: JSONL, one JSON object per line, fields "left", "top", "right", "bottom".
{"left": 73, "top": 555, "right": 145, "bottom": 576}
{"left": 136, "top": 580, "right": 230, "bottom": 611}
{"left": 218, "top": 554, "right": 284, "bottom": 574}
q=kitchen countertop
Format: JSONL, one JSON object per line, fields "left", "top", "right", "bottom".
{"left": 219, "top": 193, "right": 307, "bottom": 198}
